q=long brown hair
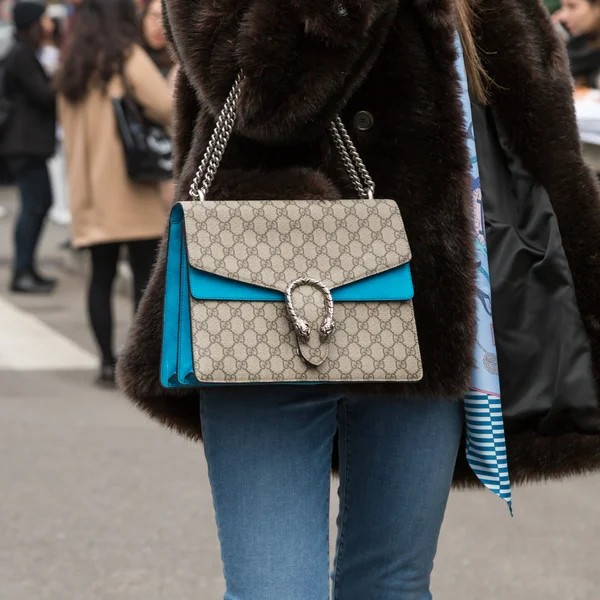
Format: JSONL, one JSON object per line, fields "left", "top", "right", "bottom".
{"left": 56, "top": 0, "right": 140, "bottom": 103}
{"left": 456, "top": 0, "right": 491, "bottom": 104}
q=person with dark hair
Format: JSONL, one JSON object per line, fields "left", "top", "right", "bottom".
{"left": 557, "top": 0, "right": 600, "bottom": 86}
{"left": 56, "top": 0, "right": 172, "bottom": 387}
{"left": 140, "top": 0, "right": 173, "bottom": 78}
{"left": 0, "top": 1, "right": 58, "bottom": 294}
{"left": 140, "top": 0, "right": 176, "bottom": 205}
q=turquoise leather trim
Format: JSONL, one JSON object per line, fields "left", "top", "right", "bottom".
{"left": 161, "top": 205, "right": 198, "bottom": 388}
{"left": 177, "top": 242, "right": 200, "bottom": 385}
{"left": 189, "top": 263, "right": 414, "bottom": 302}
{"left": 160, "top": 217, "right": 183, "bottom": 388}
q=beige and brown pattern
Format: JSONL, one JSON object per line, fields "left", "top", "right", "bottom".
{"left": 181, "top": 198, "right": 422, "bottom": 383}
{"left": 181, "top": 199, "right": 411, "bottom": 291}
{"left": 190, "top": 300, "right": 422, "bottom": 383}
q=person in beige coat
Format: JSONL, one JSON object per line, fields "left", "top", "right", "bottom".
{"left": 56, "top": 0, "right": 172, "bottom": 386}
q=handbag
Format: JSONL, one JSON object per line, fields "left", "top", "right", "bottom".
{"left": 161, "top": 74, "right": 423, "bottom": 387}
{"left": 112, "top": 92, "right": 172, "bottom": 184}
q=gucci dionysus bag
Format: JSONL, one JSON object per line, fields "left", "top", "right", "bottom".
{"left": 161, "top": 75, "right": 423, "bottom": 387}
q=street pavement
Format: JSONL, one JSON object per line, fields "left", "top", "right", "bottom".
{"left": 0, "top": 188, "right": 598, "bottom": 600}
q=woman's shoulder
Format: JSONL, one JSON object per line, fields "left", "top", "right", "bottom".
{"left": 4, "top": 39, "right": 34, "bottom": 71}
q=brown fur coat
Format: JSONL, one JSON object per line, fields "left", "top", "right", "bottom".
{"left": 118, "top": 0, "right": 600, "bottom": 485}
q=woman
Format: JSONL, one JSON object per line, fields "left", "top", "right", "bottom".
{"left": 119, "top": 0, "right": 600, "bottom": 597}
{"left": 37, "top": 8, "right": 62, "bottom": 78}
{"left": 140, "top": 0, "right": 176, "bottom": 205}
{"left": 140, "top": 0, "right": 173, "bottom": 78}
{"left": 558, "top": 0, "right": 600, "bottom": 86}
{"left": 0, "top": 1, "right": 57, "bottom": 294}
{"left": 56, "top": 0, "right": 171, "bottom": 387}
{"left": 37, "top": 5, "right": 72, "bottom": 228}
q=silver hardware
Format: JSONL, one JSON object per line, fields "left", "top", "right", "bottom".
{"left": 329, "top": 117, "right": 375, "bottom": 199}
{"left": 284, "top": 278, "right": 335, "bottom": 344}
{"left": 189, "top": 73, "right": 375, "bottom": 201}
{"left": 189, "top": 73, "right": 243, "bottom": 201}
{"left": 337, "top": 3, "right": 348, "bottom": 17}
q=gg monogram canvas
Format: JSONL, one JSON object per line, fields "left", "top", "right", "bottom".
{"left": 160, "top": 199, "right": 423, "bottom": 387}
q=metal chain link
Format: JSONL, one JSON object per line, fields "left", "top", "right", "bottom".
{"left": 189, "top": 73, "right": 243, "bottom": 200}
{"left": 188, "top": 73, "right": 375, "bottom": 201}
{"left": 329, "top": 120, "right": 367, "bottom": 199}
{"left": 330, "top": 117, "right": 375, "bottom": 199}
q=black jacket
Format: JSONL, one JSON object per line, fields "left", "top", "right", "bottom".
{"left": 0, "top": 37, "right": 56, "bottom": 161}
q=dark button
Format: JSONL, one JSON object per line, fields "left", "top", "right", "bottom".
{"left": 354, "top": 111, "right": 374, "bottom": 131}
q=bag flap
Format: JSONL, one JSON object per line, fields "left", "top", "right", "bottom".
{"left": 177, "top": 199, "right": 412, "bottom": 293}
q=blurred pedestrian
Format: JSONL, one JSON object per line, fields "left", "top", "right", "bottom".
{"left": 56, "top": 0, "right": 172, "bottom": 387}
{"left": 38, "top": 4, "right": 72, "bottom": 227}
{"left": 140, "top": 0, "right": 176, "bottom": 204}
{"left": 557, "top": 0, "right": 600, "bottom": 86}
{"left": 140, "top": 0, "right": 173, "bottom": 78}
{"left": 0, "top": 1, "right": 58, "bottom": 294}
{"left": 37, "top": 8, "right": 61, "bottom": 77}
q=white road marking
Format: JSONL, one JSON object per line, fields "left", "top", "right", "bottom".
{"left": 0, "top": 296, "right": 96, "bottom": 370}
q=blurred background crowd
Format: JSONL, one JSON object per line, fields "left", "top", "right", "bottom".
{"left": 0, "top": 0, "right": 600, "bottom": 388}
{"left": 0, "top": 0, "right": 175, "bottom": 386}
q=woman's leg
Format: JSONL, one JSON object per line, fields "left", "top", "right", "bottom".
{"left": 333, "top": 396, "right": 464, "bottom": 600}
{"left": 88, "top": 243, "right": 121, "bottom": 368}
{"left": 200, "top": 386, "right": 340, "bottom": 600}
{"left": 13, "top": 161, "right": 54, "bottom": 277}
{"left": 126, "top": 238, "right": 160, "bottom": 311}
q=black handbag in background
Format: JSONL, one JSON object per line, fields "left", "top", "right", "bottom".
{"left": 112, "top": 94, "right": 172, "bottom": 184}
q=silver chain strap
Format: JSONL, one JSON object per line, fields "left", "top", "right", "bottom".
{"left": 189, "top": 74, "right": 375, "bottom": 201}
{"left": 328, "top": 118, "right": 375, "bottom": 200}
{"left": 189, "top": 73, "right": 243, "bottom": 201}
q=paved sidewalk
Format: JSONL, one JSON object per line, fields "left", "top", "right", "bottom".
{"left": 0, "top": 187, "right": 599, "bottom": 599}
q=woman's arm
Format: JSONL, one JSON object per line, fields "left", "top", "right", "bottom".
{"left": 163, "top": 0, "right": 398, "bottom": 142}
{"left": 124, "top": 45, "right": 172, "bottom": 129}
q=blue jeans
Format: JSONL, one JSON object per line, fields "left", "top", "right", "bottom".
{"left": 13, "top": 160, "right": 53, "bottom": 274}
{"left": 200, "top": 387, "right": 464, "bottom": 600}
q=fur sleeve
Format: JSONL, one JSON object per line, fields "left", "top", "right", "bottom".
{"left": 163, "top": 0, "right": 397, "bottom": 142}
{"left": 476, "top": 0, "right": 600, "bottom": 382}
{"left": 475, "top": 0, "right": 583, "bottom": 171}
{"left": 171, "top": 66, "right": 200, "bottom": 180}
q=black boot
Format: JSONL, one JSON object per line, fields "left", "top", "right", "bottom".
{"left": 10, "top": 271, "right": 55, "bottom": 294}
{"left": 95, "top": 363, "right": 116, "bottom": 388}
{"left": 32, "top": 269, "right": 58, "bottom": 287}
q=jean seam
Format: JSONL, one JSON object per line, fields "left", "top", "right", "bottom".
{"left": 199, "top": 398, "right": 231, "bottom": 592}
{"left": 333, "top": 401, "right": 351, "bottom": 600}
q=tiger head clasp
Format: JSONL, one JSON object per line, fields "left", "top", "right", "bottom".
{"left": 284, "top": 277, "right": 335, "bottom": 366}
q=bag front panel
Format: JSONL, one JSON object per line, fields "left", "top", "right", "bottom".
{"left": 189, "top": 298, "right": 422, "bottom": 384}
